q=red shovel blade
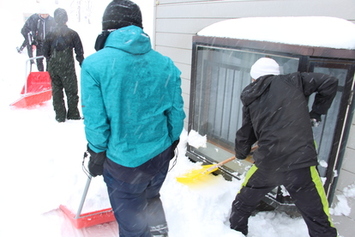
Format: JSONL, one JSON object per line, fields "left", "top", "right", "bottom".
{"left": 59, "top": 205, "right": 115, "bottom": 229}
{"left": 11, "top": 72, "right": 52, "bottom": 108}
{"left": 10, "top": 90, "right": 52, "bottom": 108}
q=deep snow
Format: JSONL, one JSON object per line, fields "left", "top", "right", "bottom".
{"left": 0, "top": 0, "right": 354, "bottom": 237}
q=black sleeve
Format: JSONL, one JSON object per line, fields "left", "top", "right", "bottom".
{"left": 21, "top": 14, "right": 37, "bottom": 43}
{"left": 301, "top": 72, "right": 338, "bottom": 114}
{"left": 42, "top": 34, "right": 51, "bottom": 60}
{"left": 72, "top": 31, "right": 84, "bottom": 64}
{"left": 235, "top": 106, "right": 257, "bottom": 159}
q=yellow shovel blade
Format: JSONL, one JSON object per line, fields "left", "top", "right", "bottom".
{"left": 176, "top": 164, "right": 219, "bottom": 184}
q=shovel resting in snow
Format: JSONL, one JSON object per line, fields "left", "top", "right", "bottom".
{"left": 176, "top": 146, "right": 257, "bottom": 184}
{"left": 59, "top": 156, "right": 115, "bottom": 228}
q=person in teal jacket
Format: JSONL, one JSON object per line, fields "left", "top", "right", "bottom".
{"left": 80, "top": 1, "right": 185, "bottom": 236}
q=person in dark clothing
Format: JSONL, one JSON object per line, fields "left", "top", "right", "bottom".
{"left": 229, "top": 57, "right": 338, "bottom": 237}
{"left": 43, "top": 8, "right": 84, "bottom": 122}
{"left": 19, "top": 7, "right": 55, "bottom": 71}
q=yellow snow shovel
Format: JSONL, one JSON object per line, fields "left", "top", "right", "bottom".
{"left": 176, "top": 146, "right": 257, "bottom": 184}
{"left": 176, "top": 156, "right": 236, "bottom": 184}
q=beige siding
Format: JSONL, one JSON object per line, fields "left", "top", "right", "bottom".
{"left": 156, "top": 0, "right": 355, "bottom": 20}
{"left": 154, "top": 1, "right": 355, "bottom": 234}
{"left": 333, "top": 120, "right": 355, "bottom": 236}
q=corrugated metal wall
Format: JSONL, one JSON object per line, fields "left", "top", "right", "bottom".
{"left": 154, "top": 0, "right": 355, "bottom": 235}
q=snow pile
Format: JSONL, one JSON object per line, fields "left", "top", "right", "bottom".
{"left": 198, "top": 16, "right": 355, "bottom": 49}
{"left": 331, "top": 183, "right": 355, "bottom": 216}
{"left": 187, "top": 129, "right": 207, "bottom": 149}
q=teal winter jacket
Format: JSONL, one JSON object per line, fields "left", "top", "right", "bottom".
{"left": 81, "top": 26, "right": 185, "bottom": 168}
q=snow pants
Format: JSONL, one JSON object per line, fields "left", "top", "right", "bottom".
{"left": 48, "top": 51, "right": 80, "bottom": 122}
{"left": 35, "top": 42, "right": 45, "bottom": 72}
{"left": 229, "top": 165, "right": 338, "bottom": 237}
{"left": 103, "top": 144, "right": 175, "bottom": 237}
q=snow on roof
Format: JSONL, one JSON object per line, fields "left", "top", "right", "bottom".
{"left": 197, "top": 16, "right": 355, "bottom": 50}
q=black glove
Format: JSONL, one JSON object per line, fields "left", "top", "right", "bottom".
{"left": 172, "top": 139, "right": 180, "bottom": 150}
{"left": 309, "top": 110, "right": 322, "bottom": 127}
{"left": 85, "top": 145, "right": 107, "bottom": 177}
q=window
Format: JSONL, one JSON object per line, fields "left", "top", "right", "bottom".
{"left": 310, "top": 66, "right": 347, "bottom": 177}
{"left": 188, "top": 38, "right": 355, "bottom": 203}
{"left": 190, "top": 45, "right": 299, "bottom": 176}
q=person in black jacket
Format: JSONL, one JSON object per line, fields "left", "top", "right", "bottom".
{"left": 229, "top": 57, "right": 338, "bottom": 237}
{"left": 43, "top": 8, "right": 84, "bottom": 122}
{"left": 19, "top": 7, "right": 55, "bottom": 71}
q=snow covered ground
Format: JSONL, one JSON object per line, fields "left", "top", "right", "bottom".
{"left": 0, "top": 0, "right": 354, "bottom": 236}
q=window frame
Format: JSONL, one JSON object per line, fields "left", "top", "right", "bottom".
{"left": 188, "top": 36, "right": 355, "bottom": 205}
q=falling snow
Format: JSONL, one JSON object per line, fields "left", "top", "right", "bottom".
{"left": 0, "top": 1, "right": 354, "bottom": 237}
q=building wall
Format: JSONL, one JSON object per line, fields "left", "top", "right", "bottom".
{"left": 155, "top": 0, "right": 355, "bottom": 127}
{"left": 332, "top": 121, "right": 355, "bottom": 235}
{"left": 154, "top": 0, "right": 355, "bottom": 235}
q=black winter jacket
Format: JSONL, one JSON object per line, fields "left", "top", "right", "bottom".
{"left": 43, "top": 25, "right": 84, "bottom": 67}
{"left": 21, "top": 14, "right": 55, "bottom": 45}
{"left": 235, "top": 72, "right": 338, "bottom": 171}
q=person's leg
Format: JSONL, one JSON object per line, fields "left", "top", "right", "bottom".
{"left": 284, "top": 167, "right": 338, "bottom": 237}
{"left": 62, "top": 71, "right": 80, "bottom": 120}
{"left": 104, "top": 165, "right": 151, "bottom": 237}
{"left": 103, "top": 144, "right": 175, "bottom": 237}
{"left": 35, "top": 43, "right": 44, "bottom": 71}
{"left": 145, "top": 148, "right": 172, "bottom": 236}
{"left": 230, "top": 165, "right": 276, "bottom": 235}
{"left": 50, "top": 73, "right": 66, "bottom": 122}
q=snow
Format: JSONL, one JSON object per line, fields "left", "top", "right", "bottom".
{"left": 198, "top": 16, "right": 355, "bottom": 50}
{"left": 187, "top": 130, "right": 207, "bottom": 149}
{"left": 331, "top": 183, "right": 355, "bottom": 217}
{"left": 0, "top": 1, "right": 354, "bottom": 237}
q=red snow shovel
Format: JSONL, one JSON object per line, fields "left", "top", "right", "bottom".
{"left": 10, "top": 57, "right": 52, "bottom": 108}
{"left": 59, "top": 156, "right": 115, "bottom": 228}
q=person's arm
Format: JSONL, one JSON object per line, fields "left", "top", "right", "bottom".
{"left": 72, "top": 31, "right": 84, "bottom": 65}
{"left": 42, "top": 33, "right": 51, "bottom": 61}
{"left": 81, "top": 62, "right": 110, "bottom": 153}
{"left": 21, "top": 14, "right": 36, "bottom": 44}
{"left": 166, "top": 64, "right": 185, "bottom": 143}
{"left": 235, "top": 106, "right": 257, "bottom": 159}
{"left": 301, "top": 72, "right": 338, "bottom": 115}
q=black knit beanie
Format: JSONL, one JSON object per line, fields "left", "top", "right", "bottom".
{"left": 54, "top": 8, "right": 68, "bottom": 25}
{"left": 102, "top": 0, "right": 143, "bottom": 30}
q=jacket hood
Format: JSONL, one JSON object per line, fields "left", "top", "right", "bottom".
{"left": 241, "top": 75, "right": 275, "bottom": 106}
{"left": 104, "top": 25, "right": 151, "bottom": 54}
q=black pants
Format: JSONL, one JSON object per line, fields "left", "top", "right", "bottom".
{"left": 103, "top": 144, "right": 175, "bottom": 237}
{"left": 25, "top": 42, "right": 45, "bottom": 71}
{"left": 50, "top": 72, "right": 80, "bottom": 121}
{"left": 48, "top": 53, "right": 80, "bottom": 122}
{"left": 230, "top": 165, "right": 337, "bottom": 237}
{"left": 35, "top": 42, "right": 45, "bottom": 71}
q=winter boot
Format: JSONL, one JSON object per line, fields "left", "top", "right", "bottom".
{"left": 67, "top": 109, "right": 82, "bottom": 120}
{"left": 150, "top": 223, "right": 169, "bottom": 237}
{"left": 56, "top": 116, "right": 65, "bottom": 123}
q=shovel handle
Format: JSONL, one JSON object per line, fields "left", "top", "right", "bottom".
{"left": 206, "top": 145, "right": 259, "bottom": 172}
{"left": 205, "top": 156, "right": 235, "bottom": 173}
{"left": 217, "top": 156, "right": 236, "bottom": 166}
{"left": 75, "top": 175, "right": 92, "bottom": 219}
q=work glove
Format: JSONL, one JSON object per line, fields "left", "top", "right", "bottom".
{"left": 84, "top": 145, "right": 107, "bottom": 177}
{"left": 172, "top": 139, "right": 180, "bottom": 150}
{"left": 309, "top": 110, "right": 322, "bottom": 127}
